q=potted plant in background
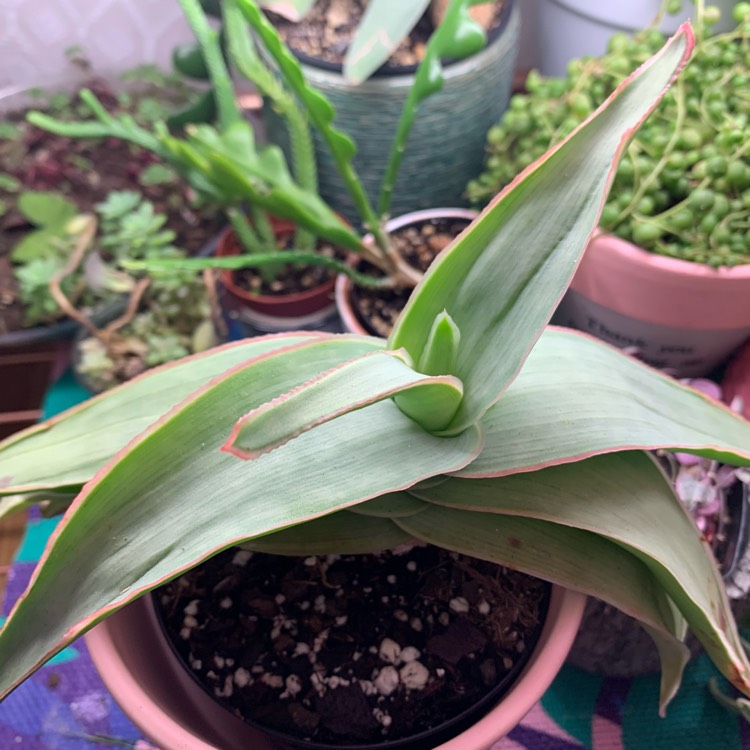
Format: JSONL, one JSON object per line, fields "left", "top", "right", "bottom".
{"left": 468, "top": 2, "right": 750, "bottom": 377}
{"left": 534, "top": 0, "right": 737, "bottom": 77}
{"left": 257, "top": 0, "right": 520, "bottom": 221}
{"left": 62, "top": 190, "right": 223, "bottom": 393}
{"left": 28, "top": 0, "right": 514, "bottom": 338}
{"left": 0, "top": 62, "right": 223, "bottom": 437}
{"left": 2, "top": 24, "right": 750, "bottom": 750}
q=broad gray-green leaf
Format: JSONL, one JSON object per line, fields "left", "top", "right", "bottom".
{"left": 343, "top": 0, "right": 431, "bottom": 84}
{"left": 396, "top": 504, "right": 690, "bottom": 711}
{"left": 229, "top": 348, "right": 462, "bottom": 457}
{"left": 414, "top": 451, "right": 750, "bottom": 700}
{"left": 242, "top": 510, "right": 413, "bottom": 554}
{"left": 347, "top": 492, "right": 428, "bottom": 518}
{"left": 0, "top": 333, "right": 377, "bottom": 494}
{"left": 458, "top": 327, "right": 750, "bottom": 478}
{"left": 0, "top": 337, "right": 483, "bottom": 698}
{"left": 389, "top": 27, "right": 693, "bottom": 433}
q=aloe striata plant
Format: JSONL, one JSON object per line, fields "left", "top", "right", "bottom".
{"left": 1, "top": 25, "right": 750, "bottom": 717}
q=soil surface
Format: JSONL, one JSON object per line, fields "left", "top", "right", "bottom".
{"left": 0, "top": 78, "right": 224, "bottom": 334}
{"left": 267, "top": 0, "right": 505, "bottom": 70}
{"left": 351, "top": 216, "right": 471, "bottom": 337}
{"left": 157, "top": 544, "right": 549, "bottom": 747}
{"left": 231, "top": 230, "right": 343, "bottom": 297}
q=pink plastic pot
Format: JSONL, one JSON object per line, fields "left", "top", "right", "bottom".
{"left": 85, "top": 585, "right": 585, "bottom": 750}
{"left": 335, "top": 208, "right": 478, "bottom": 336}
{"left": 554, "top": 233, "right": 750, "bottom": 377}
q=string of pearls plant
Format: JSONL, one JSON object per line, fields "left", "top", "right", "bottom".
{"left": 467, "top": 0, "right": 750, "bottom": 267}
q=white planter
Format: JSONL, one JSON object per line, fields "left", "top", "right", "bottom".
{"left": 536, "top": 0, "right": 737, "bottom": 77}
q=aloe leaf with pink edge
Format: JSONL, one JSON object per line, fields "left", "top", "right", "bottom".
{"left": 4, "top": 26, "right": 750, "bottom": 711}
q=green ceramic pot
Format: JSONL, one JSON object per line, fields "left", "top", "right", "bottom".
{"left": 261, "top": 0, "right": 520, "bottom": 225}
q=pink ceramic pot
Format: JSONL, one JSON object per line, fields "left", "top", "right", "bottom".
{"left": 554, "top": 233, "right": 750, "bottom": 377}
{"left": 85, "top": 585, "right": 585, "bottom": 750}
{"left": 335, "top": 208, "right": 478, "bottom": 336}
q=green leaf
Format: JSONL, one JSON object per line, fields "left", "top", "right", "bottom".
{"left": 389, "top": 27, "right": 693, "bottom": 433}
{"left": 228, "top": 349, "right": 464, "bottom": 457}
{"left": 346, "top": 492, "right": 428, "bottom": 518}
{"left": 0, "top": 333, "right": 342, "bottom": 494}
{"left": 418, "top": 311, "right": 461, "bottom": 376}
{"left": 0, "top": 334, "right": 483, "bottom": 697}
{"left": 343, "top": 0, "right": 431, "bottom": 84}
{"left": 17, "top": 191, "right": 77, "bottom": 229}
{"left": 396, "top": 502, "right": 691, "bottom": 712}
{"left": 459, "top": 327, "right": 750, "bottom": 477}
{"left": 242, "top": 509, "right": 413, "bottom": 554}
{"left": 11, "top": 229, "right": 62, "bottom": 263}
{"left": 413, "top": 451, "right": 750, "bottom": 705}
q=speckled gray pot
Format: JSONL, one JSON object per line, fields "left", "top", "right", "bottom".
{"left": 262, "top": 0, "right": 520, "bottom": 225}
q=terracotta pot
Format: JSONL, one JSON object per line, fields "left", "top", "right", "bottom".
{"left": 216, "top": 220, "right": 337, "bottom": 334}
{"left": 85, "top": 585, "right": 585, "bottom": 750}
{"left": 335, "top": 208, "right": 478, "bottom": 336}
{"left": 553, "top": 233, "right": 750, "bottom": 377}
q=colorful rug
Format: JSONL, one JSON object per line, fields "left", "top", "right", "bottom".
{"left": 0, "top": 373, "right": 747, "bottom": 749}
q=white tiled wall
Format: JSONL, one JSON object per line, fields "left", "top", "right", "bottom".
{"left": 0, "top": 0, "right": 196, "bottom": 94}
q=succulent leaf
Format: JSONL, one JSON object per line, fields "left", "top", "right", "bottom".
{"left": 389, "top": 27, "right": 694, "bottom": 433}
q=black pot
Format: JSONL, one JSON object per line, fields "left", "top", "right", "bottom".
{"left": 153, "top": 546, "right": 551, "bottom": 750}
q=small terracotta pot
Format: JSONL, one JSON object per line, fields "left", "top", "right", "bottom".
{"left": 554, "top": 233, "right": 750, "bottom": 377}
{"left": 335, "top": 208, "right": 478, "bottom": 337}
{"left": 85, "top": 585, "right": 586, "bottom": 750}
{"left": 216, "top": 220, "right": 337, "bottom": 333}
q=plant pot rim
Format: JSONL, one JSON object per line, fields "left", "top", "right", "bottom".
{"left": 568, "top": 231, "right": 750, "bottom": 332}
{"left": 216, "top": 217, "right": 336, "bottom": 318}
{"left": 589, "top": 232, "right": 750, "bottom": 280}
{"left": 0, "top": 297, "right": 127, "bottom": 349}
{"left": 277, "top": 0, "right": 515, "bottom": 79}
{"left": 85, "top": 584, "right": 586, "bottom": 750}
{"left": 335, "top": 207, "right": 478, "bottom": 336}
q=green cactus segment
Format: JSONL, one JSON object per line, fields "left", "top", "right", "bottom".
{"left": 376, "top": 0, "right": 486, "bottom": 217}
{"left": 172, "top": 43, "right": 211, "bottom": 80}
{"left": 228, "top": 349, "right": 464, "bottom": 458}
{"left": 413, "top": 450, "right": 750, "bottom": 710}
{"left": 389, "top": 27, "right": 693, "bottom": 434}
{"left": 178, "top": 0, "right": 239, "bottom": 131}
{"left": 224, "top": 0, "right": 317, "bottom": 195}
{"left": 232, "top": 0, "right": 388, "bottom": 247}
